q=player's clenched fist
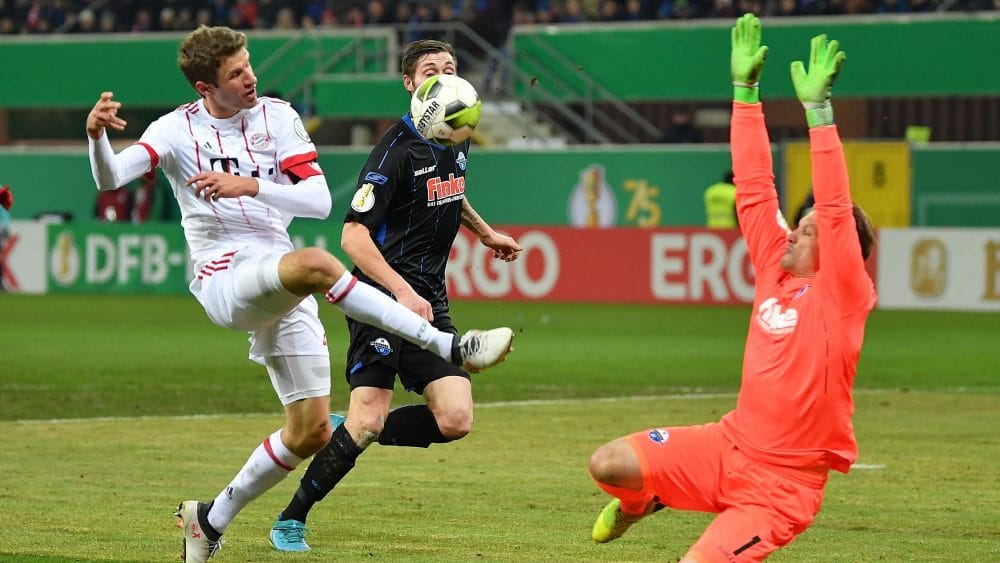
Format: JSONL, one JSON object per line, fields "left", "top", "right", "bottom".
{"left": 187, "top": 171, "right": 260, "bottom": 202}
{"left": 86, "top": 92, "right": 128, "bottom": 140}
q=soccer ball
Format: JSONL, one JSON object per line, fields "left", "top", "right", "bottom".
{"left": 410, "top": 74, "right": 482, "bottom": 146}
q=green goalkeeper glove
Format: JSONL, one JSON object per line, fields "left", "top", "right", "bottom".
{"left": 730, "top": 13, "right": 768, "bottom": 104}
{"left": 790, "top": 34, "right": 847, "bottom": 128}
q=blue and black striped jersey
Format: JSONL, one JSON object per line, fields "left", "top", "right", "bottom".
{"left": 344, "top": 113, "right": 472, "bottom": 315}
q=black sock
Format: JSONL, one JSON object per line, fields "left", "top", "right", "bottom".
{"left": 279, "top": 425, "right": 364, "bottom": 524}
{"left": 377, "top": 404, "right": 450, "bottom": 448}
{"left": 199, "top": 501, "right": 222, "bottom": 541}
{"left": 450, "top": 334, "right": 462, "bottom": 366}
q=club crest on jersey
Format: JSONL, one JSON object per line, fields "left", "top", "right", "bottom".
{"left": 249, "top": 131, "right": 269, "bottom": 150}
{"left": 370, "top": 337, "right": 393, "bottom": 356}
{"left": 426, "top": 173, "right": 465, "bottom": 207}
{"left": 647, "top": 428, "right": 670, "bottom": 445}
{"left": 756, "top": 297, "right": 799, "bottom": 335}
{"left": 351, "top": 182, "right": 376, "bottom": 213}
{"left": 456, "top": 151, "right": 468, "bottom": 171}
{"left": 793, "top": 284, "right": 811, "bottom": 299}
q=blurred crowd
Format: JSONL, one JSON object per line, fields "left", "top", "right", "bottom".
{"left": 1, "top": 0, "right": 996, "bottom": 37}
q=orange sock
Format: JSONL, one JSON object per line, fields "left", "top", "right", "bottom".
{"left": 592, "top": 476, "right": 656, "bottom": 518}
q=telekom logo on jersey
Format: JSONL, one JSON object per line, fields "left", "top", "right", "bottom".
{"left": 208, "top": 157, "right": 274, "bottom": 178}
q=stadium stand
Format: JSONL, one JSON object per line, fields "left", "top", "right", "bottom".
{"left": 1, "top": 0, "right": 995, "bottom": 37}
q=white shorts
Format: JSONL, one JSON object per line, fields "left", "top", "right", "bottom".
{"left": 189, "top": 249, "right": 329, "bottom": 372}
{"left": 265, "top": 355, "right": 331, "bottom": 405}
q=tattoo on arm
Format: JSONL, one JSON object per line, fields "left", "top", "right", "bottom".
{"left": 461, "top": 198, "right": 488, "bottom": 236}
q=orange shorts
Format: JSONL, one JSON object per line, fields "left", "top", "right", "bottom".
{"left": 626, "top": 422, "right": 827, "bottom": 562}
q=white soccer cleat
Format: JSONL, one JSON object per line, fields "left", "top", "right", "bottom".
{"left": 175, "top": 500, "right": 223, "bottom": 563}
{"left": 459, "top": 327, "right": 514, "bottom": 373}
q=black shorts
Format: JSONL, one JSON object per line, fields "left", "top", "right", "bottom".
{"left": 344, "top": 312, "right": 469, "bottom": 394}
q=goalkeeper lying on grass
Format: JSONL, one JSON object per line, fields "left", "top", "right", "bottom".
{"left": 587, "top": 14, "right": 878, "bottom": 562}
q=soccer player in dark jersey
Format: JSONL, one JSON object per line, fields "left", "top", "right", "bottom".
{"left": 269, "top": 39, "right": 522, "bottom": 552}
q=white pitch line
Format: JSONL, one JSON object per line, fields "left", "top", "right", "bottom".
{"left": 475, "top": 392, "right": 737, "bottom": 409}
{"left": 12, "top": 392, "right": 738, "bottom": 425}
{"left": 12, "top": 388, "right": 911, "bottom": 426}
{"left": 851, "top": 464, "right": 887, "bottom": 470}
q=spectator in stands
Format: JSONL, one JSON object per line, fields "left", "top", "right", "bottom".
{"left": 437, "top": 1, "right": 460, "bottom": 23}
{"left": 472, "top": 0, "right": 513, "bottom": 51}
{"left": 159, "top": 7, "right": 178, "bottom": 30}
{"left": 560, "top": 0, "right": 589, "bottom": 22}
{"left": 513, "top": 3, "right": 539, "bottom": 24}
{"left": 195, "top": 7, "right": 213, "bottom": 27}
{"left": 661, "top": 0, "right": 698, "bottom": 19}
{"left": 235, "top": 0, "right": 258, "bottom": 27}
{"left": 71, "top": 7, "right": 96, "bottom": 32}
{"left": 341, "top": 5, "right": 364, "bottom": 27}
{"left": 623, "top": 0, "right": 646, "bottom": 19}
{"left": 273, "top": 6, "right": 296, "bottom": 29}
{"left": 405, "top": 2, "right": 436, "bottom": 42}
{"left": 907, "top": 0, "right": 935, "bottom": 10}
{"left": 131, "top": 8, "right": 153, "bottom": 31}
{"left": 366, "top": 0, "right": 391, "bottom": 24}
{"left": 661, "top": 108, "right": 704, "bottom": 143}
{"left": 740, "top": 0, "right": 766, "bottom": 15}
{"left": 705, "top": 0, "right": 738, "bottom": 18}
{"left": 773, "top": 0, "right": 806, "bottom": 16}
{"left": 876, "top": 0, "right": 910, "bottom": 11}
{"left": 598, "top": 0, "right": 624, "bottom": 20}
{"left": 704, "top": 170, "right": 738, "bottom": 229}
{"left": 99, "top": 10, "right": 117, "bottom": 32}
{"left": 256, "top": 0, "right": 278, "bottom": 28}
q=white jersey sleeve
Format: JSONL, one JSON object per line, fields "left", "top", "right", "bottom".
{"left": 88, "top": 130, "right": 157, "bottom": 191}
{"left": 253, "top": 101, "right": 331, "bottom": 219}
{"left": 136, "top": 115, "right": 175, "bottom": 175}
{"left": 269, "top": 103, "right": 317, "bottom": 173}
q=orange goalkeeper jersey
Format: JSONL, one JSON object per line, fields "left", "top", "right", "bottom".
{"left": 719, "top": 102, "right": 877, "bottom": 474}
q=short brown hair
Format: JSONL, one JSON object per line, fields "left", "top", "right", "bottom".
{"left": 400, "top": 39, "right": 456, "bottom": 79}
{"left": 853, "top": 204, "right": 875, "bottom": 260}
{"left": 178, "top": 25, "right": 247, "bottom": 88}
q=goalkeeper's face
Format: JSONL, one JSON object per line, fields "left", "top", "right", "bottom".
{"left": 781, "top": 212, "right": 819, "bottom": 276}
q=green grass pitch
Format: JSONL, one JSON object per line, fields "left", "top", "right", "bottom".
{"left": 0, "top": 295, "right": 998, "bottom": 561}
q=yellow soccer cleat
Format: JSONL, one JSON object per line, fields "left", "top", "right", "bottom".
{"left": 592, "top": 498, "right": 642, "bottom": 543}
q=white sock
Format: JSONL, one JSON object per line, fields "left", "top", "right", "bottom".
{"left": 208, "top": 429, "right": 303, "bottom": 533}
{"left": 325, "top": 272, "right": 455, "bottom": 361}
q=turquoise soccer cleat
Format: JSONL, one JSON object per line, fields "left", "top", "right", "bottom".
{"left": 269, "top": 518, "right": 310, "bottom": 552}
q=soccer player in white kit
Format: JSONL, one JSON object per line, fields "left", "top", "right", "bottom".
{"left": 85, "top": 25, "right": 513, "bottom": 563}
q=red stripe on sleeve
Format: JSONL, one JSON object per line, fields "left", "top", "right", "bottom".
{"left": 134, "top": 142, "right": 159, "bottom": 180}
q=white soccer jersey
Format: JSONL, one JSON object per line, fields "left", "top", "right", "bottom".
{"left": 91, "top": 96, "right": 329, "bottom": 270}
